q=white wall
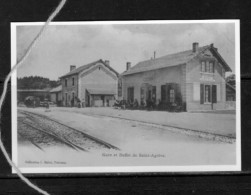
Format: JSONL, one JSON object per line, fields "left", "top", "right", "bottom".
{"left": 78, "top": 64, "right": 118, "bottom": 102}
{"left": 122, "top": 65, "right": 183, "bottom": 102}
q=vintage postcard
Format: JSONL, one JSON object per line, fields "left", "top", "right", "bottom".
{"left": 11, "top": 20, "right": 241, "bottom": 173}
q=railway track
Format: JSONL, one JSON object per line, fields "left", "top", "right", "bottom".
{"left": 18, "top": 110, "right": 119, "bottom": 151}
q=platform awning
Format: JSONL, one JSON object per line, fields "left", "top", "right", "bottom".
{"left": 50, "top": 85, "right": 62, "bottom": 93}
{"left": 87, "top": 89, "right": 116, "bottom": 95}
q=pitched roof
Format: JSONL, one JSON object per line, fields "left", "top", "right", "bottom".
{"left": 122, "top": 44, "right": 231, "bottom": 76}
{"left": 60, "top": 59, "right": 119, "bottom": 78}
{"left": 50, "top": 85, "right": 62, "bottom": 93}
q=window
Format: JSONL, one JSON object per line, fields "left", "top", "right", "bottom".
{"left": 118, "top": 78, "right": 122, "bottom": 97}
{"left": 209, "top": 62, "right": 214, "bottom": 73}
{"left": 127, "top": 87, "right": 134, "bottom": 103}
{"left": 140, "top": 87, "right": 145, "bottom": 104}
{"left": 72, "top": 92, "right": 75, "bottom": 106}
{"left": 72, "top": 77, "right": 74, "bottom": 86}
{"left": 65, "top": 93, "right": 67, "bottom": 105}
{"left": 170, "top": 89, "right": 175, "bottom": 103}
{"left": 65, "top": 79, "right": 67, "bottom": 87}
{"left": 201, "top": 61, "right": 205, "bottom": 72}
{"left": 200, "top": 84, "right": 217, "bottom": 104}
{"left": 222, "top": 68, "right": 225, "bottom": 78}
{"left": 206, "top": 61, "right": 210, "bottom": 72}
{"left": 201, "top": 61, "right": 214, "bottom": 73}
{"left": 204, "top": 85, "right": 211, "bottom": 103}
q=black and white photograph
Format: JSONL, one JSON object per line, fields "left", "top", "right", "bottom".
{"left": 11, "top": 20, "right": 241, "bottom": 173}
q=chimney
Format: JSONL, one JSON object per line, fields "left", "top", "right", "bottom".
{"left": 192, "top": 42, "right": 199, "bottom": 53}
{"left": 126, "top": 62, "right": 131, "bottom": 71}
{"left": 70, "top": 65, "right": 76, "bottom": 71}
{"left": 105, "top": 60, "right": 110, "bottom": 66}
{"left": 211, "top": 43, "right": 218, "bottom": 51}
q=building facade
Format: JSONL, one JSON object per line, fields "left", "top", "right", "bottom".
{"left": 60, "top": 59, "right": 119, "bottom": 107}
{"left": 121, "top": 43, "right": 232, "bottom": 111}
{"left": 50, "top": 85, "right": 62, "bottom": 106}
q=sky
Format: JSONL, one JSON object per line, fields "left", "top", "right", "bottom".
{"left": 15, "top": 22, "right": 236, "bottom": 80}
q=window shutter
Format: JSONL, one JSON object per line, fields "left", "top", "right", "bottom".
{"left": 176, "top": 83, "right": 181, "bottom": 103}
{"left": 127, "top": 88, "right": 130, "bottom": 102}
{"left": 208, "top": 85, "right": 211, "bottom": 102}
{"left": 166, "top": 84, "right": 171, "bottom": 103}
{"left": 161, "top": 85, "right": 166, "bottom": 102}
{"left": 173, "top": 83, "right": 180, "bottom": 103}
{"left": 132, "top": 87, "right": 134, "bottom": 102}
{"left": 200, "top": 84, "right": 204, "bottom": 104}
{"left": 212, "top": 85, "right": 217, "bottom": 103}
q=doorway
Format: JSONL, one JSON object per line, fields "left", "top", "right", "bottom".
{"left": 101, "top": 95, "right": 105, "bottom": 106}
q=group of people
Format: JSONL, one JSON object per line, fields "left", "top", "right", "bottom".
{"left": 114, "top": 98, "right": 157, "bottom": 110}
{"left": 114, "top": 98, "right": 183, "bottom": 112}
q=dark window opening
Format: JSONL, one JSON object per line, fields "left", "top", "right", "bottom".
{"left": 161, "top": 85, "right": 167, "bottom": 102}
{"left": 71, "top": 92, "right": 75, "bottom": 106}
{"left": 65, "top": 93, "right": 68, "bottom": 105}
{"left": 127, "top": 87, "right": 134, "bottom": 103}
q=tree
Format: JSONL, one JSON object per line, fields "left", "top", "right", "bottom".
{"left": 17, "top": 76, "right": 60, "bottom": 89}
{"left": 226, "top": 74, "right": 235, "bottom": 88}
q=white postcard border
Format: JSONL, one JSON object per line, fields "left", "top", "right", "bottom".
{"left": 11, "top": 20, "right": 241, "bottom": 174}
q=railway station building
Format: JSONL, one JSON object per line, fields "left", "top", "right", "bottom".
{"left": 60, "top": 59, "right": 119, "bottom": 107}
{"left": 121, "top": 42, "right": 232, "bottom": 111}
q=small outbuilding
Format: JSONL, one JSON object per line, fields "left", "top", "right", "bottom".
{"left": 50, "top": 85, "right": 62, "bottom": 106}
{"left": 17, "top": 89, "right": 50, "bottom": 103}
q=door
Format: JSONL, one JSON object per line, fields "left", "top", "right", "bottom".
{"left": 101, "top": 95, "right": 105, "bottom": 106}
{"left": 148, "top": 90, "right": 152, "bottom": 101}
{"left": 127, "top": 87, "right": 134, "bottom": 103}
{"left": 152, "top": 86, "right": 156, "bottom": 103}
{"left": 65, "top": 93, "right": 67, "bottom": 106}
{"left": 161, "top": 85, "right": 167, "bottom": 102}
